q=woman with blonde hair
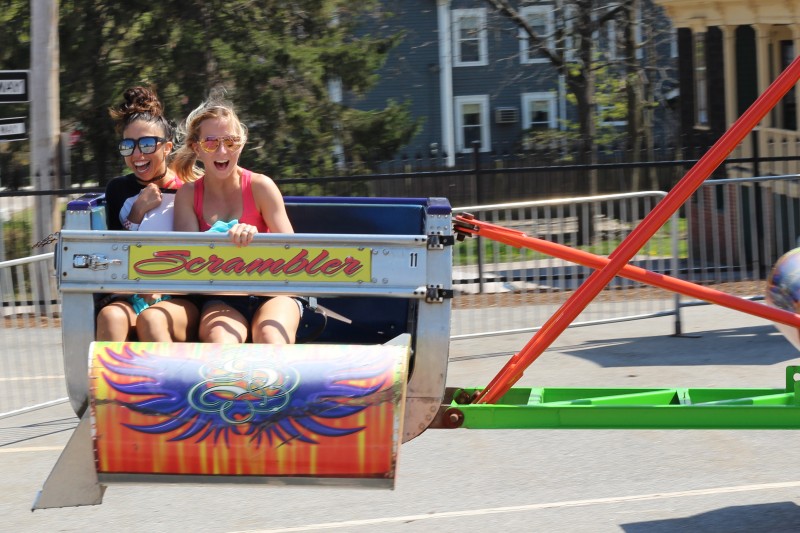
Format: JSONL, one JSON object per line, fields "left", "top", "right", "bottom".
{"left": 173, "top": 94, "right": 300, "bottom": 344}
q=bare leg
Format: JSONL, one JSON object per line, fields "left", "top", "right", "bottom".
{"left": 136, "top": 298, "right": 199, "bottom": 342}
{"left": 199, "top": 301, "right": 249, "bottom": 343}
{"left": 95, "top": 301, "right": 136, "bottom": 341}
{"left": 252, "top": 296, "right": 301, "bottom": 345}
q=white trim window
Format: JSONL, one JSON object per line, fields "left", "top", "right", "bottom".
{"left": 598, "top": 104, "right": 627, "bottom": 127}
{"left": 520, "top": 5, "right": 554, "bottom": 64}
{"left": 694, "top": 32, "right": 708, "bottom": 127}
{"left": 455, "top": 95, "right": 490, "bottom": 152}
{"left": 601, "top": 20, "right": 624, "bottom": 61}
{"left": 634, "top": 11, "right": 643, "bottom": 60}
{"left": 599, "top": 12, "right": 641, "bottom": 61}
{"left": 453, "top": 9, "right": 488, "bottom": 67}
{"left": 670, "top": 28, "right": 678, "bottom": 59}
{"left": 521, "top": 92, "right": 557, "bottom": 132}
{"left": 562, "top": 3, "right": 577, "bottom": 63}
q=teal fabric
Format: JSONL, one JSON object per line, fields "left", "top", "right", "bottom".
{"left": 129, "top": 294, "right": 172, "bottom": 315}
{"left": 207, "top": 219, "right": 238, "bottom": 233}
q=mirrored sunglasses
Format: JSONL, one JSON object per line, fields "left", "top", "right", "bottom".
{"left": 198, "top": 135, "right": 244, "bottom": 153}
{"left": 118, "top": 136, "right": 166, "bottom": 157}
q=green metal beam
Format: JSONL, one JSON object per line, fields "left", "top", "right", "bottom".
{"left": 437, "top": 366, "right": 800, "bottom": 430}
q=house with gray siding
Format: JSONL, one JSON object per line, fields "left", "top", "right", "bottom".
{"left": 347, "top": 1, "right": 677, "bottom": 167}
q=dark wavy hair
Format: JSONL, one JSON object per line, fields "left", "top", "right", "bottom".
{"left": 108, "top": 86, "right": 174, "bottom": 140}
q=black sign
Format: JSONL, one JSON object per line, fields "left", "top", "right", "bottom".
{"left": 0, "top": 117, "right": 27, "bottom": 142}
{"left": 0, "top": 70, "right": 29, "bottom": 104}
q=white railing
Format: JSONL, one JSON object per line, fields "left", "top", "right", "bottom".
{"left": 451, "top": 192, "right": 681, "bottom": 339}
{"left": 0, "top": 253, "right": 65, "bottom": 416}
{"left": 3, "top": 179, "right": 798, "bottom": 414}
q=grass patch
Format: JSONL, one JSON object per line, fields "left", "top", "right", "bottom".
{"left": 2, "top": 207, "right": 33, "bottom": 261}
{"left": 454, "top": 218, "right": 688, "bottom": 265}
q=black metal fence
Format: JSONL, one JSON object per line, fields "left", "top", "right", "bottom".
{"left": 5, "top": 133, "right": 800, "bottom": 194}
{"left": 3, "top": 136, "right": 800, "bottom": 261}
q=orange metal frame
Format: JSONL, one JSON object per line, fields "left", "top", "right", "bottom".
{"left": 463, "top": 55, "right": 800, "bottom": 405}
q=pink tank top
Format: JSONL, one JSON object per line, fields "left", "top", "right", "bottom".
{"left": 192, "top": 168, "right": 270, "bottom": 232}
{"left": 162, "top": 174, "right": 182, "bottom": 190}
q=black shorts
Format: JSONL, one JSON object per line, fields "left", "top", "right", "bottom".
{"left": 201, "top": 295, "right": 304, "bottom": 323}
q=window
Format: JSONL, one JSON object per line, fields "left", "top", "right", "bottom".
{"left": 595, "top": 16, "right": 629, "bottom": 62}
{"left": 520, "top": 6, "right": 554, "bottom": 64}
{"left": 598, "top": 104, "right": 627, "bottom": 127}
{"left": 670, "top": 28, "right": 678, "bottom": 58}
{"left": 780, "top": 40, "right": 797, "bottom": 130}
{"left": 455, "top": 95, "right": 490, "bottom": 152}
{"left": 694, "top": 32, "right": 708, "bottom": 127}
{"left": 561, "top": 4, "right": 577, "bottom": 62}
{"left": 453, "top": 9, "right": 487, "bottom": 67}
{"left": 634, "top": 12, "right": 643, "bottom": 60}
{"left": 604, "top": 20, "right": 619, "bottom": 60}
{"left": 521, "top": 92, "right": 557, "bottom": 131}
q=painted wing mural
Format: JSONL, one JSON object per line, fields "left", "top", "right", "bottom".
{"left": 90, "top": 341, "right": 408, "bottom": 478}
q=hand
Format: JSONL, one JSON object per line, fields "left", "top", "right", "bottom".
{"left": 228, "top": 223, "right": 258, "bottom": 247}
{"left": 131, "top": 183, "right": 163, "bottom": 222}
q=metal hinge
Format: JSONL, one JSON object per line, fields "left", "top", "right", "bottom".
{"left": 425, "top": 284, "right": 454, "bottom": 302}
{"left": 427, "top": 233, "right": 455, "bottom": 249}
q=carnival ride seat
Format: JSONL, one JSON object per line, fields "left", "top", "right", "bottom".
{"left": 34, "top": 193, "right": 453, "bottom": 509}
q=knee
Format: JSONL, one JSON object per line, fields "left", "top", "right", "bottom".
{"left": 252, "top": 321, "right": 297, "bottom": 345}
{"left": 135, "top": 310, "right": 166, "bottom": 340}
{"left": 251, "top": 297, "right": 301, "bottom": 345}
{"left": 201, "top": 327, "right": 246, "bottom": 344}
{"left": 97, "top": 304, "right": 126, "bottom": 327}
{"left": 198, "top": 302, "right": 248, "bottom": 343}
{"left": 95, "top": 303, "right": 133, "bottom": 341}
{"left": 255, "top": 332, "right": 294, "bottom": 345}
{"left": 199, "top": 318, "right": 247, "bottom": 344}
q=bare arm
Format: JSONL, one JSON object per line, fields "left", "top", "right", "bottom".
{"left": 173, "top": 183, "right": 200, "bottom": 232}
{"left": 251, "top": 173, "right": 294, "bottom": 234}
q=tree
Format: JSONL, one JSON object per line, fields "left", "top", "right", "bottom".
{"left": 53, "top": 1, "right": 419, "bottom": 185}
{"left": 59, "top": 2, "right": 134, "bottom": 183}
{"left": 485, "top": 0, "right": 624, "bottom": 173}
{"left": 0, "top": 1, "right": 32, "bottom": 189}
{"left": 484, "top": 0, "right": 673, "bottom": 244}
{"left": 486, "top": 0, "right": 675, "bottom": 190}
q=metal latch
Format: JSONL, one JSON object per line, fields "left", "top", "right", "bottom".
{"left": 72, "top": 254, "right": 122, "bottom": 270}
{"left": 425, "top": 284, "right": 454, "bottom": 303}
{"left": 427, "top": 233, "right": 455, "bottom": 250}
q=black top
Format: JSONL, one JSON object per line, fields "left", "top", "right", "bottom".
{"left": 104, "top": 173, "right": 146, "bottom": 230}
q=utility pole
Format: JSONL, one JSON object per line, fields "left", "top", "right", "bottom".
{"left": 30, "top": 0, "right": 61, "bottom": 245}
{"left": 29, "top": 0, "right": 60, "bottom": 318}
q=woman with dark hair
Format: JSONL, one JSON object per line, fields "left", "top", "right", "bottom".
{"left": 95, "top": 86, "right": 199, "bottom": 342}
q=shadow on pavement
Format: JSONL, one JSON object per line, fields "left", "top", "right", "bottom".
{"left": 556, "top": 325, "right": 799, "bottom": 367}
{"left": 622, "top": 501, "right": 800, "bottom": 533}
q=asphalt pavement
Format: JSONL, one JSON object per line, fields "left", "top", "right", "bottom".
{"left": 4, "top": 303, "right": 800, "bottom": 532}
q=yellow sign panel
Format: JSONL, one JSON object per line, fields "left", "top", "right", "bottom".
{"left": 128, "top": 245, "right": 372, "bottom": 283}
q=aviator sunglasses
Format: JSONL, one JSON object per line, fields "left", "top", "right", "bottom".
{"left": 198, "top": 135, "right": 244, "bottom": 153}
{"left": 118, "top": 136, "right": 166, "bottom": 157}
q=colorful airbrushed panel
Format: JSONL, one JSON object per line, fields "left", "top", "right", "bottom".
{"left": 89, "top": 342, "right": 409, "bottom": 482}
